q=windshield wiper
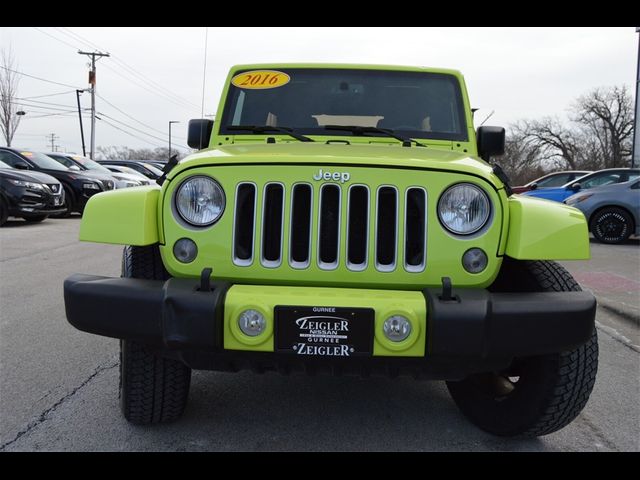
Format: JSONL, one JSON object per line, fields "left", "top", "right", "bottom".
{"left": 226, "top": 125, "right": 314, "bottom": 142}
{"left": 322, "top": 125, "right": 426, "bottom": 147}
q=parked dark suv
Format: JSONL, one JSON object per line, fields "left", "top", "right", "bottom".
{"left": 0, "top": 147, "right": 115, "bottom": 216}
{"left": 0, "top": 160, "right": 65, "bottom": 225}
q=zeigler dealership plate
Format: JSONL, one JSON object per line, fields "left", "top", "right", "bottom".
{"left": 275, "top": 306, "right": 374, "bottom": 357}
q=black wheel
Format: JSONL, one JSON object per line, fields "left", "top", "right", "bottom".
{"left": 51, "top": 186, "right": 74, "bottom": 218}
{"left": 22, "top": 215, "right": 48, "bottom": 223}
{"left": 0, "top": 199, "right": 8, "bottom": 226}
{"left": 446, "top": 259, "right": 598, "bottom": 437}
{"left": 119, "top": 245, "right": 191, "bottom": 425}
{"left": 590, "top": 207, "right": 633, "bottom": 244}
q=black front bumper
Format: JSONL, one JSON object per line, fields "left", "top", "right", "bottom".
{"left": 64, "top": 274, "right": 596, "bottom": 379}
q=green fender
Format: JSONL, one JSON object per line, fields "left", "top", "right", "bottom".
{"left": 505, "top": 195, "right": 590, "bottom": 260}
{"left": 79, "top": 186, "right": 160, "bottom": 246}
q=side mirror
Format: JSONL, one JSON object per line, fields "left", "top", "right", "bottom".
{"left": 187, "top": 119, "right": 214, "bottom": 150}
{"left": 14, "top": 161, "right": 30, "bottom": 170}
{"left": 477, "top": 126, "right": 505, "bottom": 161}
{"left": 570, "top": 183, "right": 581, "bottom": 191}
{"left": 69, "top": 165, "right": 81, "bottom": 171}
{"left": 529, "top": 182, "right": 538, "bottom": 191}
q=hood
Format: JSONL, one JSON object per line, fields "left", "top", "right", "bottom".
{"left": 110, "top": 172, "right": 150, "bottom": 184}
{"left": 168, "top": 143, "right": 502, "bottom": 186}
{"left": 0, "top": 168, "right": 60, "bottom": 184}
{"left": 79, "top": 170, "right": 117, "bottom": 182}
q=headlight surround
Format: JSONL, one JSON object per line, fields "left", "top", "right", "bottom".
{"left": 8, "top": 179, "right": 44, "bottom": 190}
{"left": 82, "top": 182, "right": 101, "bottom": 190}
{"left": 438, "top": 183, "right": 491, "bottom": 235}
{"left": 175, "top": 175, "right": 225, "bottom": 227}
{"left": 565, "top": 193, "right": 593, "bottom": 205}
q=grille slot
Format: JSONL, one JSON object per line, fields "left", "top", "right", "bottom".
{"left": 375, "top": 186, "right": 398, "bottom": 271}
{"left": 289, "top": 184, "right": 313, "bottom": 268}
{"left": 346, "top": 185, "right": 369, "bottom": 271}
{"left": 261, "top": 183, "right": 285, "bottom": 267}
{"left": 232, "top": 180, "right": 427, "bottom": 273}
{"left": 233, "top": 183, "right": 256, "bottom": 265}
{"left": 404, "top": 188, "right": 427, "bottom": 272}
{"left": 318, "top": 184, "right": 341, "bottom": 269}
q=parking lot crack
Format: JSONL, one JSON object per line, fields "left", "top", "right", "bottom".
{"left": 0, "top": 356, "right": 119, "bottom": 451}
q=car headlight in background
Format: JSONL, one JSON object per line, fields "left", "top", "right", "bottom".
{"left": 82, "top": 182, "right": 101, "bottom": 191}
{"left": 438, "top": 183, "right": 491, "bottom": 235}
{"left": 175, "top": 175, "right": 225, "bottom": 227}
{"left": 565, "top": 193, "right": 593, "bottom": 205}
{"left": 8, "top": 179, "right": 45, "bottom": 190}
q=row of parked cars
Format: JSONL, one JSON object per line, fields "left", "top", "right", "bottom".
{"left": 514, "top": 168, "right": 640, "bottom": 244}
{"left": 0, "top": 146, "right": 167, "bottom": 226}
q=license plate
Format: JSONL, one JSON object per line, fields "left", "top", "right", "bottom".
{"left": 275, "top": 306, "right": 374, "bottom": 357}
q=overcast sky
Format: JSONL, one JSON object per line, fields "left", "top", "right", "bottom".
{"left": 1, "top": 27, "right": 637, "bottom": 155}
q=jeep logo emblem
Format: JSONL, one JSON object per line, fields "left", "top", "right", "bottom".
{"left": 312, "top": 169, "right": 351, "bottom": 183}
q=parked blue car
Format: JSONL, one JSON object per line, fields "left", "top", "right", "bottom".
{"left": 522, "top": 168, "right": 640, "bottom": 203}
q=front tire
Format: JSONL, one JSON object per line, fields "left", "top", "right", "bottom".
{"left": 590, "top": 207, "right": 633, "bottom": 244}
{"left": 0, "top": 199, "right": 8, "bottom": 226}
{"left": 119, "top": 245, "right": 191, "bottom": 425}
{"left": 446, "top": 260, "right": 598, "bottom": 437}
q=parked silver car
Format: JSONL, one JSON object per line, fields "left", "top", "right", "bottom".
{"left": 565, "top": 179, "right": 640, "bottom": 244}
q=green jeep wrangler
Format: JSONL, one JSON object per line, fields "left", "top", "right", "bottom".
{"left": 64, "top": 64, "right": 598, "bottom": 437}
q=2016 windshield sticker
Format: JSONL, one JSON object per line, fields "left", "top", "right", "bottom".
{"left": 231, "top": 70, "right": 290, "bottom": 89}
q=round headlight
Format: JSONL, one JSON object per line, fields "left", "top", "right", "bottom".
{"left": 175, "top": 176, "right": 225, "bottom": 226}
{"left": 438, "top": 183, "right": 490, "bottom": 235}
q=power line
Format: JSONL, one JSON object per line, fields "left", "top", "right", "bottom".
{"left": 97, "top": 111, "right": 189, "bottom": 149}
{"left": 15, "top": 102, "right": 82, "bottom": 113}
{"left": 97, "top": 117, "right": 165, "bottom": 149}
{"left": 60, "top": 27, "right": 200, "bottom": 110}
{"left": 32, "top": 27, "right": 79, "bottom": 50}
{"left": 96, "top": 93, "right": 187, "bottom": 140}
{"left": 34, "top": 27, "right": 200, "bottom": 114}
{"left": 27, "top": 112, "right": 77, "bottom": 119}
{"left": 0, "top": 66, "right": 81, "bottom": 90}
{"left": 20, "top": 90, "right": 76, "bottom": 100}
{"left": 99, "top": 62, "right": 200, "bottom": 113}
{"left": 16, "top": 97, "right": 78, "bottom": 109}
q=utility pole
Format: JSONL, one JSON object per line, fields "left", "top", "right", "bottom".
{"left": 632, "top": 27, "right": 639, "bottom": 168}
{"left": 78, "top": 50, "right": 110, "bottom": 159}
{"left": 76, "top": 89, "right": 87, "bottom": 157}
{"left": 169, "top": 121, "right": 180, "bottom": 160}
{"left": 46, "top": 133, "right": 59, "bottom": 152}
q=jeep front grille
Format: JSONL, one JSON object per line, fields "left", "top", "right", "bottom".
{"left": 233, "top": 182, "right": 427, "bottom": 273}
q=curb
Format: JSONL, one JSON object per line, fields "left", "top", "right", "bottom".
{"left": 597, "top": 299, "right": 640, "bottom": 327}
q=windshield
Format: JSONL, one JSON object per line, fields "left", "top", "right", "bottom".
{"left": 20, "top": 151, "right": 69, "bottom": 171}
{"left": 220, "top": 68, "right": 468, "bottom": 141}
{"left": 70, "top": 155, "right": 112, "bottom": 173}
{"left": 140, "top": 163, "right": 163, "bottom": 176}
{"left": 0, "top": 160, "right": 11, "bottom": 169}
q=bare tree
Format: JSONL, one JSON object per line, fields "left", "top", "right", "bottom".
{"left": 498, "top": 129, "right": 545, "bottom": 185}
{"left": 514, "top": 118, "right": 582, "bottom": 170}
{"left": 96, "top": 145, "right": 185, "bottom": 161}
{"left": 571, "top": 86, "right": 634, "bottom": 168}
{"left": 0, "top": 48, "right": 22, "bottom": 147}
{"left": 96, "top": 145, "right": 135, "bottom": 160}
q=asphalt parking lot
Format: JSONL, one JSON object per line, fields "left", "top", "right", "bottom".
{"left": 0, "top": 217, "right": 638, "bottom": 452}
